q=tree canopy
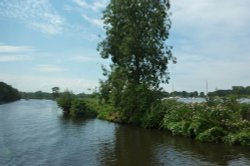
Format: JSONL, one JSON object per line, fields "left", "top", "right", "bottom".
{"left": 0, "top": 82, "right": 21, "bottom": 103}
{"left": 98, "top": 0, "right": 175, "bottom": 124}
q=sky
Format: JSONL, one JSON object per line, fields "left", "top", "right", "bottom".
{"left": 0, "top": 0, "right": 250, "bottom": 94}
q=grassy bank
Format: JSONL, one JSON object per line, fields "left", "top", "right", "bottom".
{"left": 57, "top": 93, "right": 250, "bottom": 146}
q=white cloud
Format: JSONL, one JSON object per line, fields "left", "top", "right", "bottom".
{"left": 172, "top": 0, "right": 250, "bottom": 31}
{"left": 73, "top": 0, "right": 108, "bottom": 12}
{"left": 170, "top": 0, "right": 250, "bottom": 45}
{"left": 36, "top": 64, "right": 67, "bottom": 72}
{"left": 91, "top": 0, "right": 108, "bottom": 11}
{"left": 72, "top": 0, "right": 107, "bottom": 29}
{"left": 0, "top": 44, "right": 34, "bottom": 53}
{"left": 0, "top": 55, "right": 32, "bottom": 62}
{"left": 82, "top": 14, "right": 103, "bottom": 28}
{"left": 73, "top": 0, "right": 89, "bottom": 9}
{"left": 0, "top": 44, "right": 34, "bottom": 62}
{"left": 0, "top": 0, "right": 65, "bottom": 34}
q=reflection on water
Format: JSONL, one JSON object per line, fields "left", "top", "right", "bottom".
{"left": 0, "top": 100, "right": 250, "bottom": 166}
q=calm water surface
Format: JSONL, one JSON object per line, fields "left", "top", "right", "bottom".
{"left": 0, "top": 100, "right": 250, "bottom": 166}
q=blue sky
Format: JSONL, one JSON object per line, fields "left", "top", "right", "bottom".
{"left": 0, "top": 0, "right": 250, "bottom": 93}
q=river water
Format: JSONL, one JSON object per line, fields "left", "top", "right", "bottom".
{"left": 0, "top": 100, "right": 250, "bottom": 166}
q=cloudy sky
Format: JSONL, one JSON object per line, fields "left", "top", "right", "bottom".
{"left": 0, "top": 0, "right": 250, "bottom": 93}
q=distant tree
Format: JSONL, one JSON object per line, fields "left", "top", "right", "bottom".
{"left": 199, "top": 92, "right": 205, "bottom": 97}
{"left": 246, "top": 86, "right": 250, "bottom": 95}
{"left": 181, "top": 91, "right": 188, "bottom": 97}
{"left": 52, "top": 87, "right": 60, "bottom": 98}
{"left": 189, "top": 91, "right": 198, "bottom": 97}
{"left": 34, "top": 91, "right": 43, "bottom": 98}
{"left": 21, "top": 91, "right": 53, "bottom": 99}
{"left": 232, "top": 86, "right": 244, "bottom": 95}
{"left": 76, "top": 93, "right": 87, "bottom": 98}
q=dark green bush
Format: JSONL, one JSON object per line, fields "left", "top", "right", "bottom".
{"left": 224, "top": 130, "right": 250, "bottom": 146}
{"left": 240, "top": 103, "right": 250, "bottom": 121}
{"left": 57, "top": 91, "right": 74, "bottom": 113}
{"left": 70, "top": 99, "right": 97, "bottom": 117}
{"left": 142, "top": 100, "right": 178, "bottom": 128}
{"left": 196, "top": 127, "right": 226, "bottom": 143}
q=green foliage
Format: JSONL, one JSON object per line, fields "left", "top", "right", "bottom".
{"left": 98, "top": 0, "right": 175, "bottom": 125}
{"left": 240, "top": 103, "right": 250, "bottom": 121}
{"left": 159, "top": 98, "right": 250, "bottom": 145}
{"left": 167, "top": 121, "right": 191, "bottom": 136}
{"left": 224, "top": 131, "right": 250, "bottom": 146}
{"left": 52, "top": 87, "right": 60, "bottom": 99}
{"left": 208, "top": 86, "right": 250, "bottom": 97}
{"left": 83, "top": 97, "right": 120, "bottom": 122}
{"left": 197, "top": 127, "right": 226, "bottom": 143}
{"left": 142, "top": 100, "right": 176, "bottom": 128}
{"left": 57, "top": 91, "right": 75, "bottom": 113}
{"left": 118, "top": 84, "right": 162, "bottom": 124}
{"left": 168, "top": 90, "right": 202, "bottom": 97}
{"left": 0, "top": 82, "right": 21, "bottom": 103}
{"left": 70, "top": 99, "right": 97, "bottom": 117}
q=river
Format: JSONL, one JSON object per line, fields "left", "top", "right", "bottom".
{"left": 0, "top": 100, "right": 250, "bottom": 166}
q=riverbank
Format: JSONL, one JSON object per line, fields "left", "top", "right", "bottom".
{"left": 56, "top": 94, "right": 250, "bottom": 146}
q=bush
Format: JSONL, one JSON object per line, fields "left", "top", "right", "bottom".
{"left": 142, "top": 100, "right": 177, "bottom": 128}
{"left": 159, "top": 98, "right": 250, "bottom": 145}
{"left": 196, "top": 127, "right": 226, "bottom": 143}
{"left": 70, "top": 99, "right": 97, "bottom": 117}
{"left": 84, "top": 97, "right": 121, "bottom": 122}
{"left": 57, "top": 91, "right": 74, "bottom": 113}
{"left": 240, "top": 103, "right": 250, "bottom": 121}
{"left": 167, "top": 121, "right": 191, "bottom": 136}
{"left": 224, "top": 130, "right": 250, "bottom": 146}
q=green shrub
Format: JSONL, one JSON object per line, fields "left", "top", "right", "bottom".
{"left": 142, "top": 100, "right": 176, "bottom": 128}
{"left": 187, "top": 121, "right": 209, "bottom": 138}
{"left": 240, "top": 103, "right": 250, "bottom": 121}
{"left": 97, "top": 104, "right": 120, "bottom": 122}
{"left": 166, "top": 121, "right": 191, "bottom": 136}
{"left": 224, "top": 130, "right": 250, "bottom": 146}
{"left": 83, "top": 97, "right": 121, "bottom": 122}
{"left": 57, "top": 91, "right": 75, "bottom": 113}
{"left": 160, "top": 99, "right": 250, "bottom": 146}
{"left": 70, "top": 99, "right": 97, "bottom": 117}
{"left": 196, "top": 127, "right": 226, "bottom": 143}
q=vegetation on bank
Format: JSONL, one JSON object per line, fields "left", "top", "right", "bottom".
{"left": 56, "top": 93, "right": 250, "bottom": 146}
{"left": 0, "top": 82, "right": 21, "bottom": 104}
{"left": 160, "top": 98, "right": 250, "bottom": 146}
{"left": 56, "top": 0, "right": 250, "bottom": 146}
{"left": 57, "top": 91, "right": 97, "bottom": 118}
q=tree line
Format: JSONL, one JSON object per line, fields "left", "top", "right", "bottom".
{"left": 0, "top": 82, "right": 21, "bottom": 104}
{"left": 208, "top": 86, "right": 250, "bottom": 97}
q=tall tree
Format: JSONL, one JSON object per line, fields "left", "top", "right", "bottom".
{"left": 52, "top": 87, "right": 60, "bottom": 99}
{"left": 98, "top": 0, "right": 175, "bottom": 124}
